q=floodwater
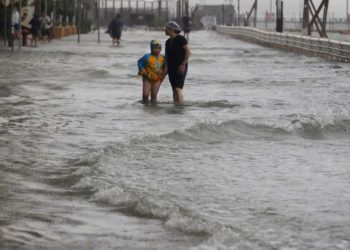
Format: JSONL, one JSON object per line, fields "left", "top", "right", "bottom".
{"left": 1, "top": 29, "right": 350, "bottom": 249}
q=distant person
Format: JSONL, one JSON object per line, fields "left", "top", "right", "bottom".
{"left": 137, "top": 40, "right": 165, "bottom": 104}
{"left": 29, "top": 13, "right": 41, "bottom": 47}
{"left": 21, "top": 12, "right": 30, "bottom": 46}
{"left": 6, "top": 5, "right": 13, "bottom": 47}
{"left": 182, "top": 15, "right": 192, "bottom": 41}
{"left": 11, "top": 5, "right": 20, "bottom": 40}
{"left": 108, "top": 14, "right": 123, "bottom": 46}
{"left": 40, "top": 12, "right": 52, "bottom": 42}
{"left": 164, "top": 21, "right": 191, "bottom": 103}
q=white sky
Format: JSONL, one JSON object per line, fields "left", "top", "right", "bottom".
{"left": 194, "top": 0, "right": 349, "bottom": 18}
{"left": 105, "top": 0, "right": 349, "bottom": 18}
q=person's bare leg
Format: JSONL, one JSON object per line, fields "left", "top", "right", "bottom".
{"left": 142, "top": 79, "right": 151, "bottom": 103}
{"left": 172, "top": 89, "right": 177, "bottom": 102}
{"left": 150, "top": 81, "right": 161, "bottom": 104}
{"left": 176, "top": 88, "right": 184, "bottom": 103}
{"left": 173, "top": 87, "right": 183, "bottom": 103}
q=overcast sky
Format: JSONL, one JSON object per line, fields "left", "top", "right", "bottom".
{"left": 105, "top": 0, "right": 349, "bottom": 19}
{"left": 193, "top": 0, "right": 349, "bottom": 18}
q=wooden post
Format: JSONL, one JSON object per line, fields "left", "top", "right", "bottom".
{"left": 245, "top": 0, "right": 257, "bottom": 27}
{"left": 302, "top": 0, "right": 309, "bottom": 35}
{"left": 254, "top": 0, "right": 257, "bottom": 27}
{"left": 221, "top": 4, "right": 225, "bottom": 25}
{"left": 276, "top": 0, "right": 283, "bottom": 32}
{"left": 302, "top": 0, "right": 328, "bottom": 37}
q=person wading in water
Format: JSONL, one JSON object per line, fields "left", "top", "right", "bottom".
{"left": 164, "top": 21, "right": 191, "bottom": 103}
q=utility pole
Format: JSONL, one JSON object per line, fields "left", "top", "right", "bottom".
{"left": 53, "top": 0, "right": 56, "bottom": 31}
{"left": 4, "top": 0, "right": 7, "bottom": 46}
{"left": 276, "top": 0, "right": 283, "bottom": 32}
{"left": 166, "top": 0, "right": 169, "bottom": 22}
{"left": 74, "top": 0, "right": 77, "bottom": 25}
{"left": 254, "top": 0, "right": 257, "bottom": 27}
{"left": 19, "top": 0, "right": 22, "bottom": 50}
{"left": 237, "top": 0, "right": 240, "bottom": 25}
{"left": 98, "top": 0, "right": 100, "bottom": 43}
{"left": 302, "top": 0, "right": 309, "bottom": 35}
{"left": 78, "top": 0, "right": 81, "bottom": 43}
{"left": 105, "top": 0, "right": 107, "bottom": 21}
{"left": 347, "top": 0, "right": 349, "bottom": 30}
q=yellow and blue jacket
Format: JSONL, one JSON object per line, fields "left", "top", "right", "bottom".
{"left": 137, "top": 53, "right": 165, "bottom": 82}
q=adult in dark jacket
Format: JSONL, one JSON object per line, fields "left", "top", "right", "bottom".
{"left": 182, "top": 15, "right": 191, "bottom": 41}
{"left": 29, "top": 13, "right": 40, "bottom": 47}
{"left": 164, "top": 21, "right": 191, "bottom": 103}
{"left": 108, "top": 14, "right": 123, "bottom": 46}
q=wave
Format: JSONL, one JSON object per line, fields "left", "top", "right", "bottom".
{"left": 135, "top": 100, "right": 241, "bottom": 112}
{"left": 0, "top": 84, "right": 11, "bottom": 97}
{"left": 87, "top": 68, "right": 110, "bottom": 77}
{"left": 43, "top": 150, "right": 104, "bottom": 190}
{"left": 189, "top": 100, "right": 241, "bottom": 109}
{"left": 158, "top": 120, "right": 289, "bottom": 143}
{"left": 38, "top": 114, "right": 350, "bottom": 240}
{"left": 73, "top": 179, "right": 215, "bottom": 237}
{"left": 286, "top": 113, "right": 350, "bottom": 139}
{"left": 190, "top": 58, "right": 213, "bottom": 64}
{"left": 119, "top": 115, "right": 350, "bottom": 145}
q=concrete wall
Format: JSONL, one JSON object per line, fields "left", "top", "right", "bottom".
{"left": 216, "top": 25, "right": 350, "bottom": 63}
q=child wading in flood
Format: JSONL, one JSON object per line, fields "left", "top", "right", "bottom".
{"left": 137, "top": 40, "right": 165, "bottom": 104}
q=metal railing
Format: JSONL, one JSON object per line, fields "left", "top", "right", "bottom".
{"left": 215, "top": 25, "right": 350, "bottom": 62}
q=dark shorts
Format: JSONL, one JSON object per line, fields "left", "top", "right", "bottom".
{"left": 31, "top": 29, "right": 39, "bottom": 37}
{"left": 14, "top": 23, "right": 20, "bottom": 31}
{"left": 112, "top": 31, "right": 121, "bottom": 39}
{"left": 42, "top": 28, "right": 50, "bottom": 36}
{"left": 168, "top": 64, "right": 188, "bottom": 90}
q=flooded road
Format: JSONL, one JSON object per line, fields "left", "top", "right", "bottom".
{"left": 1, "top": 29, "right": 350, "bottom": 249}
